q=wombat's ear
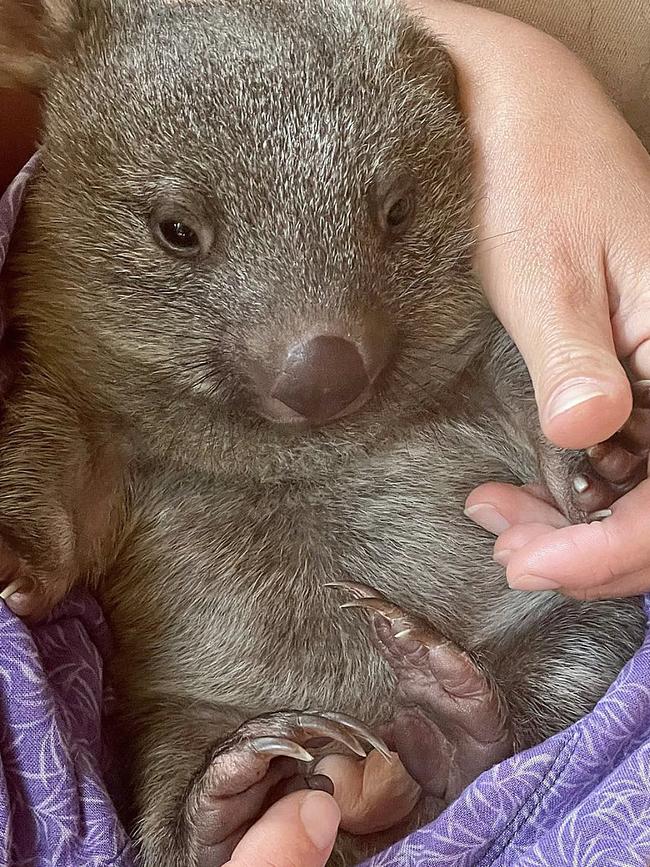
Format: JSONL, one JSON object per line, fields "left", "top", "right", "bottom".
{"left": 401, "top": 20, "right": 460, "bottom": 108}
{"left": 0, "top": 0, "right": 79, "bottom": 89}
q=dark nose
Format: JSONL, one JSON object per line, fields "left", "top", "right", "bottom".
{"left": 271, "top": 335, "right": 370, "bottom": 422}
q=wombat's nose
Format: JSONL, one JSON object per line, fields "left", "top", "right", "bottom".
{"left": 271, "top": 335, "right": 370, "bottom": 422}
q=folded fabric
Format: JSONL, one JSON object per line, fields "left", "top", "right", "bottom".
{"left": 1, "top": 159, "right": 134, "bottom": 867}
{"left": 3, "top": 160, "right": 650, "bottom": 867}
{"left": 0, "top": 590, "right": 134, "bottom": 866}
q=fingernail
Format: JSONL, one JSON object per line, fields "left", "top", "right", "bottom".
{"left": 464, "top": 504, "right": 510, "bottom": 535}
{"left": 547, "top": 380, "right": 607, "bottom": 422}
{"left": 508, "top": 574, "right": 562, "bottom": 592}
{"left": 493, "top": 549, "right": 512, "bottom": 566}
{"left": 300, "top": 790, "right": 341, "bottom": 850}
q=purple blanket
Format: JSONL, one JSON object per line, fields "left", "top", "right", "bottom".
{"left": 3, "top": 162, "right": 650, "bottom": 866}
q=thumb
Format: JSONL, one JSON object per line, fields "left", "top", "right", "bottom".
{"left": 531, "top": 324, "right": 631, "bottom": 451}
{"left": 226, "top": 790, "right": 340, "bottom": 867}
{"left": 482, "top": 252, "right": 631, "bottom": 450}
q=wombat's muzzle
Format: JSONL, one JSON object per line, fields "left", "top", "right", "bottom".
{"left": 258, "top": 321, "right": 392, "bottom": 425}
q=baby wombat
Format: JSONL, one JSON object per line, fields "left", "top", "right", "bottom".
{"left": 0, "top": 0, "right": 648, "bottom": 863}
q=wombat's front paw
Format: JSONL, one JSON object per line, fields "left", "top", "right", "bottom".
{"left": 329, "top": 582, "right": 512, "bottom": 805}
{"left": 582, "top": 380, "right": 650, "bottom": 509}
{"left": 0, "top": 540, "right": 71, "bottom": 620}
{"left": 543, "top": 380, "right": 650, "bottom": 523}
{"left": 180, "top": 710, "right": 389, "bottom": 866}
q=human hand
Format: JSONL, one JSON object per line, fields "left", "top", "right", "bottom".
{"left": 224, "top": 790, "right": 340, "bottom": 867}
{"left": 224, "top": 751, "right": 419, "bottom": 866}
{"left": 410, "top": 0, "right": 650, "bottom": 598}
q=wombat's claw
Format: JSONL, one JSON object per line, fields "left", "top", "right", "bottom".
{"left": 320, "top": 710, "right": 392, "bottom": 761}
{"left": 587, "top": 509, "right": 613, "bottom": 523}
{"left": 328, "top": 580, "right": 426, "bottom": 639}
{"left": 0, "top": 558, "right": 68, "bottom": 620}
{"left": 231, "top": 711, "right": 378, "bottom": 765}
{"left": 568, "top": 466, "right": 634, "bottom": 515}
{"left": 330, "top": 581, "right": 449, "bottom": 670}
{"left": 0, "top": 533, "right": 74, "bottom": 620}
{"left": 0, "top": 578, "right": 25, "bottom": 601}
{"left": 261, "top": 712, "right": 368, "bottom": 757}
{"left": 185, "top": 708, "right": 387, "bottom": 866}
{"left": 250, "top": 737, "right": 314, "bottom": 762}
{"left": 341, "top": 596, "right": 412, "bottom": 625}
{"left": 0, "top": 574, "right": 69, "bottom": 620}
{"left": 324, "top": 579, "right": 378, "bottom": 598}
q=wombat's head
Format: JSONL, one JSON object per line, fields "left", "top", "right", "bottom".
{"left": 3, "top": 0, "right": 484, "bottom": 467}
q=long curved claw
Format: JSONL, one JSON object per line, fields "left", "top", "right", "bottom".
{"left": 340, "top": 597, "right": 407, "bottom": 622}
{"left": 323, "top": 580, "right": 378, "bottom": 599}
{"left": 243, "top": 710, "right": 389, "bottom": 765}
{"left": 296, "top": 713, "right": 366, "bottom": 758}
{"left": 320, "top": 711, "right": 392, "bottom": 762}
{"left": 250, "top": 737, "right": 313, "bottom": 762}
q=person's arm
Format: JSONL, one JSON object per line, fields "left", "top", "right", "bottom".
{"left": 468, "top": 0, "right": 650, "bottom": 149}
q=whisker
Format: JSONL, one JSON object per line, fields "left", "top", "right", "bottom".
{"left": 474, "top": 239, "right": 517, "bottom": 258}
{"left": 475, "top": 228, "right": 522, "bottom": 245}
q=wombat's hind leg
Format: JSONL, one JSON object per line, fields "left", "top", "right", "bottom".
{"left": 329, "top": 582, "right": 512, "bottom": 803}
{"left": 182, "top": 711, "right": 387, "bottom": 866}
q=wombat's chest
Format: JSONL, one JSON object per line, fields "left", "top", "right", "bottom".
{"left": 100, "top": 436, "right": 527, "bottom": 718}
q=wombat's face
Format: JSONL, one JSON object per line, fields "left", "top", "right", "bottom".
{"left": 13, "top": 0, "right": 483, "bottom": 457}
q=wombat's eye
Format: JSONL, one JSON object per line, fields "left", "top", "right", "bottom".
{"left": 149, "top": 202, "right": 213, "bottom": 258}
{"left": 375, "top": 173, "right": 416, "bottom": 239}
{"left": 153, "top": 219, "right": 201, "bottom": 256}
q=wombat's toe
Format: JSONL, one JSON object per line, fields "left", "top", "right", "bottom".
{"left": 586, "top": 442, "right": 645, "bottom": 485}
{"left": 0, "top": 579, "right": 69, "bottom": 620}
{"left": 568, "top": 468, "right": 630, "bottom": 517}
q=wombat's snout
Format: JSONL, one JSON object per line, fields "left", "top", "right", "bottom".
{"left": 259, "top": 324, "right": 392, "bottom": 425}
{"left": 271, "top": 335, "right": 367, "bottom": 421}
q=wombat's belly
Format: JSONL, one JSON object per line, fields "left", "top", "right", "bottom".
{"left": 99, "top": 439, "right": 645, "bottom": 748}
{"left": 100, "top": 441, "right": 506, "bottom": 714}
